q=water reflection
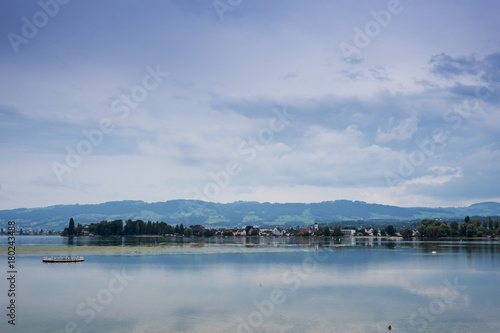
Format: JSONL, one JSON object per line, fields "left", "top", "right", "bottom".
{"left": 3, "top": 234, "right": 500, "bottom": 249}
{"left": 0, "top": 236, "right": 499, "bottom": 332}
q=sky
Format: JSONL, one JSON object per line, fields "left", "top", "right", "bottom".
{"left": 0, "top": 0, "right": 499, "bottom": 210}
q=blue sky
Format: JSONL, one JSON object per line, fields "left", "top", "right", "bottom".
{"left": 1, "top": 0, "right": 499, "bottom": 209}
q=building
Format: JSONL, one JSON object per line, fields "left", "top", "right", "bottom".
{"left": 272, "top": 227, "right": 284, "bottom": 236}
{"left": 342, "top": 229, "right": 355, "bottom": 237}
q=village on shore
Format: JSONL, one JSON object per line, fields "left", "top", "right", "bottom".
{"left": 52, "top": 216, "right": 500, "bottom": 240}
{"left": 3, "top": 215, "right": 498, "bottom": 240}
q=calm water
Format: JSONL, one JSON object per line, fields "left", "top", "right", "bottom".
{"left": 1, "top": 236, "right": 499, "bottom": 332}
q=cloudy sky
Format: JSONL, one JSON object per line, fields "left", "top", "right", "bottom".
{"left": 1, "top": 0, "right": 499, "bottom": 210}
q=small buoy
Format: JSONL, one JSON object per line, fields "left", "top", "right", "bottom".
{"left": 388, "top": 325, "right": 392, "bottom": 330}
{"left": 432, "top": 251, "right": 437, "bottom": 254}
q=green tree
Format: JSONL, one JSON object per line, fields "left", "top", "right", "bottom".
{"left": 323, "top": 226, "right": 331, "bottom": 237}
{"left": 76, "top": 223, "right": 84, "bottom": 236}
{"left": 88, "top": 224, "right": 97, "bottom": 234}
{"left": 179, "top": 223, "right": 185, "bottom": 235}
{"left": 488, "top": 216, "right": 493, "bottom": 230}
{"left": 184, "top": 227, "right": 193, "bottom": 237}
{"left": 385, "top": 225, "right": 396, "bottom": 236}
{"left": 466, "top": 224, "right": 477, "bottom": 237}
{"left": 165, "top": 224, "right": 174, "bottom": 235}
{"left": 137, "top": 220, "right": 145, "bottom": 234}
{"left": 450, "top": 221, "right": 459, "bottom": 236}
{"left": 477, "top": 226, "right": 487, "bottom": 237}
{"left": 332, "top": 225, "right": 342, "bottom": 237}
{"left": 67, "top": 218, "right": 75, "bottom": 236}
{"left": 245, "top": 225, "right": 254, "bottom": 235}
{"left": 401, "top": 228, "right": 413, "bottom": 240}
{"left": 426, "top": 226, "right": 439, "bottom": 239}
{"left": 415, "top": 219, "right": 445, "bottom": 239}
{"left": 495, "top": 219, "right": 499, "bottom": 231}
{"left": 416, "top": 224, "right": 426, "bottom": 238}
{"left": 459, "top": 223, "right": 467, "bottom": 237}
{"left": 438, "top": 223, "right": 451, "bottom": 237}
{"left": 465, "top": 216, "right": 470, "bottom": 224}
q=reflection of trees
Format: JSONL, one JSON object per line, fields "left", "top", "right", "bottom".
{"left": 385, "top": 242, "right": 396, "bottom": 249}
{"left": 465, "top": 243, "right": 475, "bottom": 254}
{"left": 490, "top": 243, "right": 497, "bottom": 264}
{"left": 245, "top": 237, "right": 260, "bottom": 246}
{"left": 321, "top": 238, "right": 332, "bottom": 247}
{"left": 296, "top": 237, "right": 310, "bottom": 246}
{"left": 465, "top": 243, "right": 475, "bottom": 263}
{"left": 398, "top": 241, "right": 413, "bottom": 249}
{"left": 419, "top": 243, "right": 439, "bottom": 254}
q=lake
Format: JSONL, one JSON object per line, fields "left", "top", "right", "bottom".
{"left": 1, "top": 236, "right": 499, "bottom": 332}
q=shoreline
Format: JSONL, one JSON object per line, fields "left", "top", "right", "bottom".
{"left": 3, "top": 234, "right": 496, "bottom": 241}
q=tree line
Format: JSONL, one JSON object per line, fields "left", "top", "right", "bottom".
{"left": 61, "top": 218, "right": 216, "bottom": 237}
{"left": 415, "top": 216, "right": 499, "bottom": 240}
{"left": 61, "top": 215, "right": 500, "bottom": 240}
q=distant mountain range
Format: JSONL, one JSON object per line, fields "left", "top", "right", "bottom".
{"left": 1, "top": 200, "right": 500, "bottom": 231}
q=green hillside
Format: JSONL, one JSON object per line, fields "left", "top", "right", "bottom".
{"left": 1, "top": 200, "right": 499, "bottom": 231}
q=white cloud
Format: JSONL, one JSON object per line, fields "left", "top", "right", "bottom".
{"left": 405, "top": 166, "right": 463, "bottom": 186}
{"left": 1, "top": 1, "right": 499, "bottom": 209}
{"left": 376, "top": 116, "right": 418, "bottom": 143}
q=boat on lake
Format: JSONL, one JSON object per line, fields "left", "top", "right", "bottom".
{"left": 42, "top": 256, "right": 84, "bottom": 263}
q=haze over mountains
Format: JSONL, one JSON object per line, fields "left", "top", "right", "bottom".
{"left": 1, "top": 200, "right": 500, "bottom": 231}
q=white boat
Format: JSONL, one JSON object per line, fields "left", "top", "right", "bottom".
{"left": 42, "top": 256, "right": 84, "bottom": 263}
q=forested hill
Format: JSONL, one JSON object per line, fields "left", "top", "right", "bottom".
{"left": 1, "top": 200, "right": 500, "bottom": 231}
